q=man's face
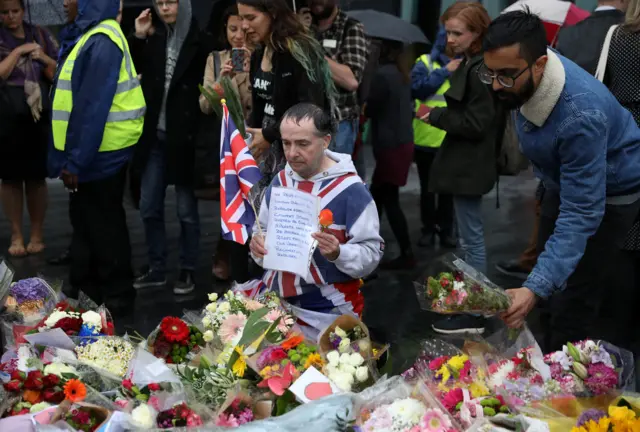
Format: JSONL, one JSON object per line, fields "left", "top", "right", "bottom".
{"left": 156, "top": 0, "right": 178, "bottom": 25}
{"left": 308, "top": 0, "right": 336, "bottom": 20}
{"left": 483, "top": 44, "right": 546, "bottom": 109}
{"left": 63, "top": 0, "right": 78, "bottom": 23}
{"left": 281, "top": 117, "right": 330, "bottom": 179}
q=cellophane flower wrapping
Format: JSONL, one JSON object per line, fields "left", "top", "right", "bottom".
{"left": 413, "top": 253, "right": 511, "bottom": 316}
{"left": 353, "top": 375, "right": 462, "bottom": 431}
{"left": 1, "top": 276, "right": 62, "bottom": 347}
{"left": 73, "top": 336, "right": 135, "bottom": 380}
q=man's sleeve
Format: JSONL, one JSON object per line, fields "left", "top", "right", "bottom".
{"left": 337, "top": 21, "right": 368, "bottom": 83}
{"left": 524, "top": 112, "right": 608, "bottom": 298}
{"left": 411, "top": 61, "right": 450, "bottom": 101}
{"left": 64, "top": 34, "right": 123, "bottom": 174}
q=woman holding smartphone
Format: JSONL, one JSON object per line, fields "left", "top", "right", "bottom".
{"left": 419, "top": 2, "right": 502, "bottom": 335}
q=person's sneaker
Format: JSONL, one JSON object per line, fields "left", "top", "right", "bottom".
{"left": 417, "top": 233, "right": 436, "bottom": 248}
{"left": 174, "top": 270, "right": 195, "bottom": 295}
{"left": 432, "top": 315, "right": 486, "bottom": 335}
{"left": 133, "top": 268, "right": 166, "bottom": 289}
{"left": 495, "top": 259, "right": 530, "bottom": 280}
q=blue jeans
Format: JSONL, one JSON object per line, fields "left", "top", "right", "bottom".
{"left": 331, "top": 119, "right": 359, "bottom": 155}
{"left": 453, "top": 195, "right": 486, "bottom": 274}
{"left": 140, "top": 135, "right": 200, "bottom": 274}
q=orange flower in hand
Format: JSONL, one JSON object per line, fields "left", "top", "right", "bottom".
{"left": 282, "top": 335, "right": 304, "bottom": 350}
{"left": 319, "top": 209, "right": 334, "bottom": 230}
{"left": 63, "top": 379, "right": 87, "bottom": 403}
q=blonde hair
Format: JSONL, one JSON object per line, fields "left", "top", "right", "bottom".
{"left": 624, "top": 0, "right": 640, "bottom": 32}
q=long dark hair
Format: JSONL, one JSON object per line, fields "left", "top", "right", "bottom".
{"left": 379, "top": 40, "right": 410, "bottom": 84}
{"left": 219, "top": 4, "right": 240, "bottom": 49}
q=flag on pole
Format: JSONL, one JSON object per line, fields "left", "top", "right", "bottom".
{"left": 220, "top": 101, "right": 262, "bottom": 244}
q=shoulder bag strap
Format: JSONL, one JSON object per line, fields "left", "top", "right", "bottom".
{"left": 212, "top": 51, "right": 221, "bottom": 81}
{"left": 595, "top": 25, "right": 619, "bottom": 83}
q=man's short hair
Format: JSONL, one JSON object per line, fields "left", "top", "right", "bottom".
{"left": 280, "top": 103, "right": 335, "bottom": 137}
{"left": 483, "top": 9, "right": 548, "bottom": 64}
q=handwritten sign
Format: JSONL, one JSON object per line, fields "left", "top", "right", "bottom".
{"left": 263, "top": 187, "right": 320, "bottom": 278}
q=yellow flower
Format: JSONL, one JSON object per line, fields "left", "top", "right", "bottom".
{"left": 469, "top": 381, "right": 490, "bottom": 398}
{"left": 447, "top": 355, "right": 469, "bottom": 371}
{"left": 437, "top": 364, "right": 451, "bottom": 384}
{"left": 571, "top": 418, "right": 611, "bottom": 432}
{"left": 232, "top": 345, "right": 248, "bottom": 378}
{"left": 610, "top": 406, "right": 637, "bottom": 422}
{"left": 304, "top": 353, "right": 325, "bottom": 370}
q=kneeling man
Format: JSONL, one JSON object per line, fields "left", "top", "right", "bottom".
{"left": 249, "top": 103, "right": 383, "bottom": 337}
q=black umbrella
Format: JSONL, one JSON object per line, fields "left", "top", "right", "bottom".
{"left": 346, "top": 9, "right": 430, "bottom": 45}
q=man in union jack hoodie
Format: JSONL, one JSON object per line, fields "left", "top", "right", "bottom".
{"left": 249, "top": 103, "right": 384, "bottom": 338}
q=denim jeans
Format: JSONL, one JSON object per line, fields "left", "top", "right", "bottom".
{"left": 140, "top": 133, "right": 200, "bottom": 274}
{"left": 453, "top": 195, "right": 486, "bottom": 274}
{"left": 331, "top": 119, "right": 359, "bottom": 155}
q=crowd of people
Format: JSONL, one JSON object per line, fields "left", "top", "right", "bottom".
{"left": 1, "top": 0, "right": 640, "bottom": 353}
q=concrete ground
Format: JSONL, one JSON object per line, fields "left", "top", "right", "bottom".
{"left": 0, "top": 155, "right": 539, "bottom": 374}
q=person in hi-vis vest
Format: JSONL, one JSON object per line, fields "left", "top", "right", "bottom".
{"left": 48, "top": 0, "right": 145, "bottom": 315}
{"left": 411, "top": 26, "right": 461, "bottom": 248}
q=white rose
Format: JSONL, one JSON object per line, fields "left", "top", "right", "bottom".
{"left": 339, "top": 364, "right": 356, "bottom": 376}
{"left": 81, "top": 311, "right": 103, "bottom": 331}
{"left": 355, "top": 366, "right": 369, "bottom": 383}
{"left": 325, "top": 364, "right": 340, "bottom": 377}
{"left": 339, "top": 353, "right": 351, "bottom": 365}
{"left": 208, "top": 292, "right": 219, "bottom": 302}
{"left": 326, "top": 351, "right": 340, "bottom": 365}
{"left": 205, "top": 302, "right": 218, "bottom": 313}
{"left": 218, "top": 302, "right": 231, "bottom": 313}
{"left": 202, "top": 316, "right": 211, "bottom": 327}
{"left": 131, "top": 404, "right": 155, "bottom": 429}
{"left": 338, "top": 338, "right": 351, "bottom": 353}
{"left": 44, "top": 310, "right": 70, "bottom": 328}
{"left": 43, "top": 362, "right": 78, "bottom": 378}
{"left": 334, "top": 326, "right": 348, "bottom": 339}
{"left": 30, "top": 402, "right": 52, "bottom": 413}
{"left": 349, "top": 353, "right": 365, "bottom": 367}
{"left": 203, "top": 330, "right": 214, "bottom": 342}
{"left": 332, "top": 371, "right": 354, "bottom": 392}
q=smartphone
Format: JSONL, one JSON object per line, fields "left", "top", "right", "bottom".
{"left": 231, "top": 48, "right": 246, "bottom": 73}
{"left": 416, "top": 104, "right": 432, "bottom": 119}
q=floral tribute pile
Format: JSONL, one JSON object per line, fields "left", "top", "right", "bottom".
{"left": 156, "top": 402, "right": 203, "bottom": 429}
{"left": 361, "top": 397, "right": 458, "bottom": 432}
{"left": 74, "top": 337, "right": 135, "bottom": 378}
{"left": 3, "top": 278, "right": 56, "bottom": 322}
{"left": 32, "top": 301, "right": 114, "bottom": 338}
{"left": 148, "top": 316, "right": 204, "bottom": 364}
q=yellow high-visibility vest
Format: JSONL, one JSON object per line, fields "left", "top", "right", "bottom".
{"left": 52, "top": 19, "right": 145, "bottom": 152}
{"left": 413, "top": 54, "right": 450, "bottom": 149}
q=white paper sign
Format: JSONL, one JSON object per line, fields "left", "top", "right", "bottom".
{"left": 263, "top": 187, "right": 320, "bottom": 278}
{"left": 24, "top": 328, "right": 76, "bottom": 351}
{"left": 289, "top": 366, "right": 341, "bottom": 404}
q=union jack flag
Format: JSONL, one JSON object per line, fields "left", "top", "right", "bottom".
{"left": 220, "top": 104, "right": 262, "bottom": 244}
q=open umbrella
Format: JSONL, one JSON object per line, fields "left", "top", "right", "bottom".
{"left": 346, "top": 9, "right": 430, "bottom": 45}
{"left": 502, "top": 0, "right": 590, "bottom": 45}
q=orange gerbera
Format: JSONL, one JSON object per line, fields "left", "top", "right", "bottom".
{"left": 282, "top": 335, "right": 304, "bottom": 350}
{"left": 23, "top": 389, "right": 43, "bottom": 404}
{"left": 63, "top": 379, "right": 86, "bottom": 402}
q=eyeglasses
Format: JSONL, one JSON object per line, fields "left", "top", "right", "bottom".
{"left": 155, "top": 0, "right": 178, "bottom": 8}
{"left": 477, "top": 63, "right": 529, "bottom": 88}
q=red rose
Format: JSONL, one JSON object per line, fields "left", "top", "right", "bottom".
{"left": 4, "top": 380, "right": 23, "bottom": 392}
{"left": 10, "top": 370, "right": 25, "bottom": 381}
{"left": 148, "top": 383, "right": 160, "bottom": 391}
{"left": 43, "top": 388, "right": 65, "bottom": 403}
{"left": 53, "top": 317, "right": 82, "bottom": 335}
{"left": 440, "top": 278, "right": 450, "bottom": 288}
{"left": 268, "top": 348, "right": 288, "bottom": 364}
{"left": 43, "top": 373, "right": 60, "bottom": 388}
{"left": 24, "top": 370, "right": 43, "bottom": 390}
{"left": 105, "top": 321, "right": 115, "bottom": 336}
{"left": 122, "top": 379, "right": 133, "bottom": 390}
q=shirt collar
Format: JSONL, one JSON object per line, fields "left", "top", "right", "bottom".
{"left": 595, "top": 5, "right": 617, "bottom": 11}
{"left": 520, "top": 49, "right": 566, "bottom": 128}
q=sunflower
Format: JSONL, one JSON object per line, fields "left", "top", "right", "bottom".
{"left": 282, "top": 335, "right": 304, "bottom": 350}
{"left": 63, "top": 379, "right": 87, "bottom": 402}
{"left": 159, "top": 317, "right": 190, "bottom": 343}
{"left": 303, "top": 353, "right": 325, "bottom": 370}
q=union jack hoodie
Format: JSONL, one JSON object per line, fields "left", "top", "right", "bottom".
{"left": 252, "top": 151, "right": 384, "bottom": 315}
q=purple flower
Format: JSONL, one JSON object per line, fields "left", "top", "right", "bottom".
{"left": 9, "top": 278, "right": 49, "bottom": 303}
{"left": 577, "top": 409, "right": 607, "bottom": 427}
{"left": 584, "top": 363, "right": 618, "bottom": 394}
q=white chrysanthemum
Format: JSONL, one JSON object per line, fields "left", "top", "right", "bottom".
{"left": 44, "top": 309, "right": 70, "bottom": 328}
{"left": 388, "top": 398, "right": 427, "bottom": 425}
{"left": 131, "top": 404, "right": 155, "bottom": 429}
{"left": 348, "top": 353, "right": 365, "bottom": 367}
{"left": 330, "top": 371, "right": 354, "bottom": 392}
{"left": 355, "top": 366, "right": 368, "bottom": 383}
{"left": 81, "top": 311, "right": 103, "bottom": 331}
{"left": 339, "top": 364, "right": 356, "bottom": 376}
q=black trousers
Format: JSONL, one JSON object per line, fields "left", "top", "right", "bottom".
{"left": 370, "top": 183, "right": 411, "bottom": 254}
{"left": 69, "top": 167, "right": 134, "bottom": 306}
{"left": 414, "top": 149, "right": 454, "bottom": 235}
{"left": 537, "top": 189, "right": 640, "bottom": 352}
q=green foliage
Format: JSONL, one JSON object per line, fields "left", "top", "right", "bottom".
{"left": 198, "top": 76, "right": 246, "bottom": 138}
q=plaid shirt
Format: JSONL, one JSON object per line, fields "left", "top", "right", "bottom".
{"left": 318, "top": 10, "right": 368, "bottom": 121}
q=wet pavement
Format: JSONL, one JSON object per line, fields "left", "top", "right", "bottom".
{"left": 0, "top": 158, "right": 539, "bottom": 374}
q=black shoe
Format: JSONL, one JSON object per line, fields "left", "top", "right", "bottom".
{"left": 133, "top": 268, "right": 167, "bottom": 289}
{"left": 380, "top": 254, "right": 417, "bottom": 271}
{"left": 418, "top": 233, "right": 436, "bottom": 248}
{"left": 495, "top": 259, "right": 530, "bottom": 280}
{"left": 432, "top": 315, "right": 486, "bottom": 335}
{"left": 174, "top": 270, "right": 195, "bottom": 295}
{"left": 47, "top": 249, "right": 71, "bottom": 266}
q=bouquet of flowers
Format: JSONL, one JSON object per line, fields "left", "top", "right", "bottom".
{"left": 215, "top": 396, "right": 255, "bottom": 427}
{"left": 324, "top": 350, "right": 369, "bottom": 392}
{"left": 146, "top": 316, "right": 205, "bottom": 364}
{"left": 571, "top": 404, "right": 640, "bottom": 432}
{"left": 414, "top": 254, "right": 511, "bottom": 315}
{"left": 199, "top": 76, "right": 247, "bottom": 137}
{"left": 156, "top": 402, "right": 204, "bottom": 429}
{"left": 64, "top": 405, "right": 108, "bottom": 432}
{"left": 31, "top": 301, "right": 115, "bottom": 341}
{"left": 75, "top": 336, "right": 135, "bottom": 378}
{"left": 318, "top": 315, "right": 373, "bottom": 359}
{"left": 544, "top": 340, "right": 624, "bottom": 396}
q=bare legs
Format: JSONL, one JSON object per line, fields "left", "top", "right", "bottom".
{"left": 1, "top": 179, "right": 47, "bottom": 256}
